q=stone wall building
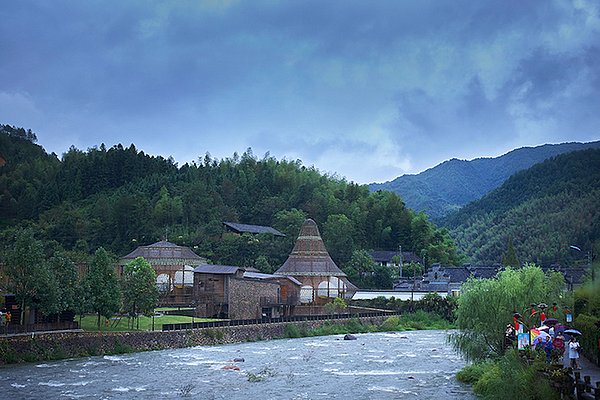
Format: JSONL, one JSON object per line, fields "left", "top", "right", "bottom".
{"left": 193, "top": 264, "right": 301, "bottom": 320}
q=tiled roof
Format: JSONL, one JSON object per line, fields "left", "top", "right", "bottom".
{"left": 120, "top": 240, "right": 204, "bottom": 263}
{"left": 193, "top": 264, "right": 240, "bottom": 274}
{"left": 223, "top": 222, "right": 285, "bottom": 236}
{"left": 243, "top": 271, "right": 302, "bottom": 286}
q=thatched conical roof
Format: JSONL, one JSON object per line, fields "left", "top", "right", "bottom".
{"left": 274, "top": 219, "right": 346, "bottom": 277}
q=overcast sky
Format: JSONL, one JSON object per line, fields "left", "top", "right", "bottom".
{"left": 2, "top": 1, "right": 600, "bottom": 183}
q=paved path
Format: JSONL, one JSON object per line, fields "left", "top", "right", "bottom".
{"left": 563, "top": 354, "right": 600, "bottom": 386}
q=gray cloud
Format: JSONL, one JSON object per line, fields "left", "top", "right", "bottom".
{"left": 1, "top": 0, "right": 599, "bottom": 183}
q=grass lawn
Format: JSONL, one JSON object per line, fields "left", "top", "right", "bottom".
{"left": 77, "top": 313, "right": 219, "bottom": 332}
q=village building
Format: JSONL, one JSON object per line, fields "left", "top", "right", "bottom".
{"left": 118, "top": 240, "right": 206, "bottom": 306}
{"left": 388, "top": 263, "right": 590, "bottom": 298}
{"left": 223, "top": 222, "right": 285, "bottom": 237}
{"left": 273, "top": 219, "right": 357, "bottom": 305}
{"left": 369, "top": 250, "right": 423, "bottom": 267}
{"left": 193, "top": 264, "right": 301, "bottom": 319}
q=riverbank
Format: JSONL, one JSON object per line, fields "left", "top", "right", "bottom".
{"left": 0, "top": 316, "right": 384, "bottom": 365}
{"left": 0, "top": 311, "right": 452, "bottom": 365}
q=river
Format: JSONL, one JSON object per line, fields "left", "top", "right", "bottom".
{"left": 0, "top": 330, "right": 475, "bottom": 399}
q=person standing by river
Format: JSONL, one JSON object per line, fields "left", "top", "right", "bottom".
{"left": 568, "top": 336, "right": 581, "bottom": 369}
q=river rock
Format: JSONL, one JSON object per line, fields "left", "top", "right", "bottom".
{"left": 343, "top": 334, "right": 357, "bottom": 341}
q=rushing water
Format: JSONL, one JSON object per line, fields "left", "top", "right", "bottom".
{"left": 0, "top": 330, "right": 474, "bottom": 399}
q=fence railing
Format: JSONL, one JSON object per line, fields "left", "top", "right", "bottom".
{"left": 1, "top": 321, "right": 79, "bottom": 335}
{"left": 162, "top": 310, "right": 397, "bottom": 331}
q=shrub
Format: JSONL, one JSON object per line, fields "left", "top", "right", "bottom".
{"left": 456, "top": 361, "right": 493, "bottom": 384}
{"left": 573, "top": 313, "right": 600, "bottom": 365}
{"left": 284, "top": 324, "right": 302, "bottom": 338}
{"left": 461, "top": 351, "right": 560, "bottom": 400}
{"left": 380, "top": 316, "right": 400, "bottom": 331}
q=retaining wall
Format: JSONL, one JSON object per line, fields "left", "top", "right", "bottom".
{"left": 0, "top": 315, "right": 387, "bottom": 365}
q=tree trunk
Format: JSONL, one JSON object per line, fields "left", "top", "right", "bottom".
{"left": 20, "top": 299, "right": 25, "bottom": 326}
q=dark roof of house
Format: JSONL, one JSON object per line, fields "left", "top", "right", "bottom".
{"left": 541, "top": 265, "right": 590, "bottom": 285}
{"left": 244, "top": 272, "right": 302, "bottom": 286}
{"left": 274, "top": 219, "right": 347, "bottom": 277}
{"left": 441, "top": 267, "right": 472, "bottom": 282}
{"left": 223, "top": 222, "right": 285, "bottom": 236}
{"left": 120, "top": 240, "right": 205, "bottom": 264}
{"left": 191, "top": 265, "right": 303, "bottom": 286}
{"left": 369, "top": 250, "right": 422, "bottom": 264}
{"left": 193, "top": 264, "right": 240, "bottom": 274}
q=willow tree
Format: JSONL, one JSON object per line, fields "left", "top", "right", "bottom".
{"left": 122, "top": 257, "right": 158, "bottom": 330}
{"left": 451, "top": 264, "right": 566, "bottom": 361}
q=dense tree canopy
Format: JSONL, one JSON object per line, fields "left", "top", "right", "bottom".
{"left": 444, "top": 149, "right": 600, "bottom": 265}
{"left": 1, "top": 128, "right": 463, "bottom": 285}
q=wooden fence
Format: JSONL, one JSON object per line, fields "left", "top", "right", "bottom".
{"left": 1, "top": 321, "right": 79, "bottom": 335}
{"left": 162, "top": 310, "right": 396, "bottom": 331}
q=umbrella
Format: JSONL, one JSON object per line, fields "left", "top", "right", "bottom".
{"left": 544, "top": 318, "right": 559, "bottom": 326}
{"left": 564, "top": 329, "right": 582, "bottom": 336}
{"left": 554, "top": 324, "right": 566, "bottom": 332}
{"left": 532, "top": 330, "right": 551, "bottom": 345}
{"left": 538, "top": 325, "right": 550, "bottom": 331}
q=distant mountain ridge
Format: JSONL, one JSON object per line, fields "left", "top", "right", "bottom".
{"left": 369, "top": 141, "right": 600, "bottom": 219}
{"left": 443, "top": 148, "right": 600, "bottom": 265}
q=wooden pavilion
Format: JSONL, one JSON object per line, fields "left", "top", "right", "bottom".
{"left": 274, "top": 219, "right": 357, "bottom": 305}
{"left": 118, "top": 240, "right": 206, "bottom": 306}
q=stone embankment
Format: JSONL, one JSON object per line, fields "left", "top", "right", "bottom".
{"left": 0, "top": 316, "right": 387, "bottom": 365}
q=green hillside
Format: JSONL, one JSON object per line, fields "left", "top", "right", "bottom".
{"left": 0, "top": 125, "right": 462, "bottom": 278}
{"left": 443, "top": 148, "right": 600, "bottom": 265}
{"left": 369, "top": 141, "right": 600, "bottom": 220}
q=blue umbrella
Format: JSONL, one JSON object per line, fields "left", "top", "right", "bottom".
{"left": 564, "top": 329, "right": 582, "bottom": 336}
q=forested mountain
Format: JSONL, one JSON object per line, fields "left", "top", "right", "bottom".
{"left": 443, "top": 148, "right": 600, "bottom": 265}
{"left": 0, "top": 125, "right": 462, "bottom": 279}
{"left": 369, "top": 141, "right": 600, "bottom": 220}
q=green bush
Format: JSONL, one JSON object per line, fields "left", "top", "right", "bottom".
{"left": 459, "top": 351, "right": 560, "bottom": 400}
{"left": 284, "top": 324, "right": 302, "bottom": 338}
{"left": 380, "top": 316, "right": 401, "bottom": 331}
{"left": 456, "top": 361, "right": 493, "bottom": 384}
{"left": 113, "top": 340, "right": 134, "bottom": 354}
{"left": 574, "top": 313, "right": 600, "bottom": 365}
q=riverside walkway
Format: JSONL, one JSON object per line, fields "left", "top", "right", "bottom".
{"left": 563, "top": 354, "right": 600, "bottom": 398}
{"left": 563, "top": 354, "right": 600, "bottom": 383}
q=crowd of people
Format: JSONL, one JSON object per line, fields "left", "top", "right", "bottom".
{"left": 505, "top": 321, "right": 582, "bottom": 369}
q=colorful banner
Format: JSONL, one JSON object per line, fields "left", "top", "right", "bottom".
{"left": 530, "top": 328, "right": 540, "bottom": 339}
{"left": 566, "top": 313, "right": 573, "bottom": 322}
{"left": 518, "top": 333, "right": 530, "bottom": 350}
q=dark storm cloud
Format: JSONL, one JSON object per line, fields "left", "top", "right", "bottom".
{"left": 1, "top": 0, "right": 599, "bottom": 183}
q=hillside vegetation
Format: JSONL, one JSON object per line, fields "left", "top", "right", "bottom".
{"left": 0, "top": 125, "right": 462, "bottom": 278}
{"left": 444, "top": 148, "right": 600, "bottom": 265}
{"left": 370, "top": 141, "right": 600, "bottom": 220}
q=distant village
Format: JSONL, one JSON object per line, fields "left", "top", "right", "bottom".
{"left": 0, "top": 217, "right": 590, "bottom": 328}
{"left": 113, "top": 218, "right": 590, "bottom": 321}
